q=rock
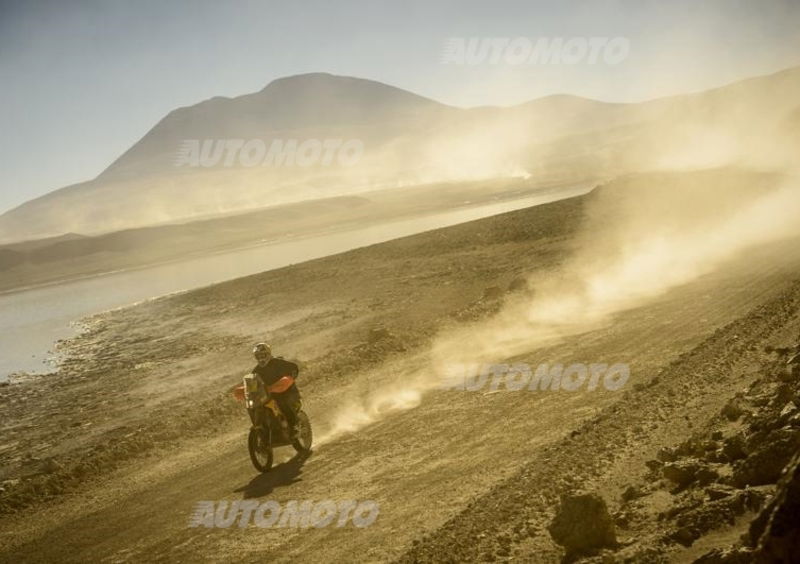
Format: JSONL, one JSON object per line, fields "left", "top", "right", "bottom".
{"left": 671, "top": 526, "right": 700, "bottom": 547}
{"left": 676, "top": 436, "right": 707, "bottom": 458}
{"left": 778, "top": 401, "right": 798, "bottom": 423}
{"left": 548, "top": 492, "right": 617, "bottom": 557}
{"left": 776, "top": 366, "right": 795, "bottom": 383}
{"left": 621, "top": 485, "right": 643, "bottom": 502}
{"left": 721, "top": 435, "right": 748, "bottom": 462}
{"left": 773, "top": 384, "right": 794, "bottom": 406}
{"left": 732, "top": 427, "right": 800, "bottom": 487}
{"left": 748, "top": 451, "right": 800, "bottom": 561}
{"left": 722, "top": 399, "right": 745, "bottom": 421}
{"left": 673, "top": 489, "right": 767, "bottom": 547}
{"left": 645, "top": 459, "right": 663, "bottom": 472}
{"left": 613, "top": 509, "right": 632, "bottom": 528}
{"left": 693, "top": 547, "right": 754, "bottom": 563}
{"left": 663, "top": 460, "right": 702, "bottom": 489}
{"left": 657, "top": 447, "right": 679, "bottom": 463}
{"left": 696, "top": 466, "right": 720, "bottom": 486}
{"left": 706, "top": 484, "right": 735, "bottom": 501}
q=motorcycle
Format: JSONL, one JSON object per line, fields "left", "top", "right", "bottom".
{"left": 233, "top": 373, "right": 313, "bottom": 472}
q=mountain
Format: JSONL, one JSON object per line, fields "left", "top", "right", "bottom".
{"left": 99, "top": 73, "right": 456, "bottom": 181}
{"left": 1, "top": 67, "right": 798, "bottom": 243}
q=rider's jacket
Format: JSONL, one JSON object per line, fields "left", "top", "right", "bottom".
{"left": 252, "top": 357, "right": 300, "bottom": 394}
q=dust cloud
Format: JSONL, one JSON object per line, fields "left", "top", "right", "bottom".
{"left": 315, "top": 86, "right": 800, "bottom": 443}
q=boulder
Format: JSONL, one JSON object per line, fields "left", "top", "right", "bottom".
{"left": 732, "top": 427, "right": 800, "bottom": 487}
{"left": 748, "top": 452, "right": 800, "bottom": 562}
{"left": 548, "top": 492, "right": 617, "bottom": 557}
{"left": 721, "top": 435, "right": 748, "bottom": 462}
{"left": 663, "top": 460, "right": 702, "bottom": 488}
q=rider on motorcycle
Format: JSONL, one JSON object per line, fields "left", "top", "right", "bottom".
{"left": 251, "top": 343, "right": 302, "bottom": 439}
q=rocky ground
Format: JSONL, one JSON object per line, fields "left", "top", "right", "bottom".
{"left": 1, "top": 171, "right": 800, "bottom": 563}
{"left": 396, "top": 280, "right": 800, "bottom": 563}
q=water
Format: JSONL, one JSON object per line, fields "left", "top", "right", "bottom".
{"left": 0, "top": 184, "right": 592, "bottom": 380}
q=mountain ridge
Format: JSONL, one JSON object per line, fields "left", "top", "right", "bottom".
{"left": 1, "top": 65, "right": 798, "bottom": 243}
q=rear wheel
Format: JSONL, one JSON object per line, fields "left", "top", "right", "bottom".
{"left": 248, "top": 427, "right": 273, "bottom": 472}
{"left": 292, "top": 411, "right": 313, "bottom": 453}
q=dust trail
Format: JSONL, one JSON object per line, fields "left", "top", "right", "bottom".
{"left": 315, "top": 386, "right": 424, "bottom": 446}
{"left": 315, "top": 170, "right": 800, "bottom": 445}
{"left": 432, "top": 171, "right": 800, "bottom": 369}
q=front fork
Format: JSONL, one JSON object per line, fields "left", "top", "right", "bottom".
{"left": 247, "top": 405, "right": 264, "bottom": 427}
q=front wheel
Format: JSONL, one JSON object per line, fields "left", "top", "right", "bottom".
{"left": 248, "top": 427, "right": 273, "bottom": 472}
{"left": 292, "top": 411, "right": 313, "bottom": 453}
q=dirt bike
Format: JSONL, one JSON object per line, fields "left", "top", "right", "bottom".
{"left": 233, "top": 373, "right": 313, "bottom": 472}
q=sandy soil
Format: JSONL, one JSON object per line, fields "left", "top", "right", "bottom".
{"left": 1, "top": 178, "right": 800, "bottom": 563}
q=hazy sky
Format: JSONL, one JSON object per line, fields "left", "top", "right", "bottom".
{"left": 1, "top": 0, "right": 799, "bottom": 214}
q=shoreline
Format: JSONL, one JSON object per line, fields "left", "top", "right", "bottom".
{"left": 0, "top": 181, "right": 590, "bottom": 297}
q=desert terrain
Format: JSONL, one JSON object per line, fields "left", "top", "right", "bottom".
{"left": 2, "top": 167, "right": 800, "bottom": 562}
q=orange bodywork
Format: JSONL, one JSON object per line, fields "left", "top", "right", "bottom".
{"left": 268, "top": 375, "right": 294, "bottom": 394}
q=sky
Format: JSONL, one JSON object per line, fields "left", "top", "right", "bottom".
{"left": 0, "top": 0, "right": 799, "bottom": 215}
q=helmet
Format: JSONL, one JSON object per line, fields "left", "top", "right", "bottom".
{"left": 253, "top": 343, "right": 272, "bottom": 363}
